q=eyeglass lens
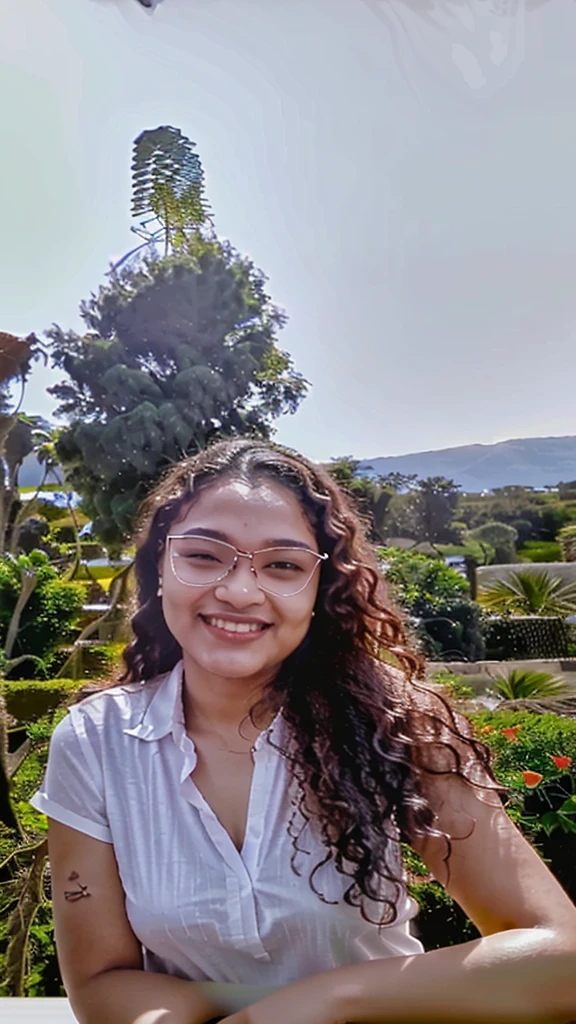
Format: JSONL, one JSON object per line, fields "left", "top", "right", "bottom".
{"left": 169, "top": 536, "right": 321, "bottom": 596}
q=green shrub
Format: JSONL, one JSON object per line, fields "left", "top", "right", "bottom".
{"left": 378, "top": 548, "right": 470, "bottom": 609}
{"left": 403, "top": 842, "right": 480, "bottom": 950}
{"left": 468, "top": 708, "right": 576, "bottom": 784}
{"left": 407, "top": 709, "right": 576, "bottom": 948}
{"left": 409, "top": 878, "right": 480, "bottom": 950}
{"left": 517, "top": 541, "right": 562, "bottom": 563}
{"left": 0, "top": 550, "right": 86, "bottom": 678}
{"left": 470, "top": 710, "right": 576, "bottom": 900}
{"left": 378, "top": 548, "right": 485, "bottom": 661}
{"left": 431, "top": 670, "right": 475, "bottom": 702}
{"left": 416, "top": 600, "right": 485, "bottom": 663}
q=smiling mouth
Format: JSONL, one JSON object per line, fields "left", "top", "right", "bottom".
{"left": 199, "top": 615, "right": 271, "bottom": 635}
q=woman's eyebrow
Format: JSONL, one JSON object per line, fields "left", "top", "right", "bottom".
{"left": 179, "top": 527, "right": 228, "bottom": 541}
{"left": 178, "top": 527, "right": 313, "bottom": 549}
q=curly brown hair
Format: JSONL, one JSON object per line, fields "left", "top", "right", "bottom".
{"left": 89, "top": 438, "right": 507, "bottom": 927}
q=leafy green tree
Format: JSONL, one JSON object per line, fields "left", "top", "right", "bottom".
{"left": 468, "top": 521, "right": 518, "bottom": 564}
{"left": 378, "top": 471, "right": 419, "bottom": 492}
{"left": 5, "top": 419, "right": 62, "bottom": 559}
{"left": 326, "top": 457, "right": 393, "bottom": 542}
{"left": 380, "top": 491, "right": 421, "bottom": 540}
{"left": 0, "top": 333, "right": 42, "bottom": 556}
{"left": 411, "top": 476, "right": 461, "bottom": 543}
{"left": 382, "top": 476, "right": 460, "bottom": 543}
{"left": 478, "top": 569, "right": 576, "bottom": 617}
{"left": 537, "top": 504, "right": 571, "bottom": 542}
{"left": 47, "top": 128, "right": 308, "bottom": 549}
{"left": 127, "top": 125, "right": 211, "bottom": 261}
{"left": 326, "top": 456, "right": 360, "bottom": 488}
{"left": 558, "top": 480, "right": 576, "bottom": 501}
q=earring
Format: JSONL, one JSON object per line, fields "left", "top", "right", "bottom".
{"left": 157, "top": 582, "right": 163, "bottom": 597}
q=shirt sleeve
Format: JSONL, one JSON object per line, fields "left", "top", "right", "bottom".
{"left": 29, "top": 707, "right": 112, "bottom": 844}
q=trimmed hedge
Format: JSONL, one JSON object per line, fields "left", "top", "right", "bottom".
{"left": 518, "top": 541, "right": 562, "bottom": 563}
{"left": 483, "top": 615, "right": 571, "bottom": 660}
{"left": 0, "top": 679, "right": 82, "bottom": 722}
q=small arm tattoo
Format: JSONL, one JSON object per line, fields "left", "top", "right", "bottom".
{"left": 64, "top": 870, "right": 91, "bottom": 902}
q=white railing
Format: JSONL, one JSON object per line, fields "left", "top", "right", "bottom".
{"left": 0, "top": 999, "right": 77, "bottom": 1021}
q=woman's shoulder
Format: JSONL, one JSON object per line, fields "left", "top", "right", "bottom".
{"left": 66, "top": 672, "right": 169, "bottom": 734}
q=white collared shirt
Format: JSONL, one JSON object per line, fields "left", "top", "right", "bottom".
{"left": 30, "top": 660, "right": 424, "bottom": 987}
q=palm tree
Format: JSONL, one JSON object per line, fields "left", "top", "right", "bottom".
{"left": 477, "top": 569, "right": 576, "bottom": 617}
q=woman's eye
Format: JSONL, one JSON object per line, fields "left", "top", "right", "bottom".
{"left": 267, "top": 561, "right": 302, "bottom": 572}
{"left": 179, "top": 551, "right": 220, "bottom": 562}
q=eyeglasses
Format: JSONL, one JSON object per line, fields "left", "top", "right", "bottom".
{"left": 167, "top": 534, "right": 328, "bottom": 597}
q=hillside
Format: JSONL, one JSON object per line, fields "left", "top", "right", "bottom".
{"left": 359, "top": 436, "right": 576, "bottom": 492}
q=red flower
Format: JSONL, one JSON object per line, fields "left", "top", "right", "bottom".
{"left": 502, "top": 726, "right": 520, "bottom": 741}
{"left": 550, "top": 755, "right": 572, "bottom": 770}
{"left": 522, "top": 771, "right": 543, "bottom": 788}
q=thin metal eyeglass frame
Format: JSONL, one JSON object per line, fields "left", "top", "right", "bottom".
{"left": 166, "top": 534, "right": 329, "bottom": 597}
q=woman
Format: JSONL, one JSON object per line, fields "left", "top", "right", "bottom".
{"left": 31, "top": 439, "right": 576, "bottom": 1024}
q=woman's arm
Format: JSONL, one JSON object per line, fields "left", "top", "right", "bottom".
{"left": 222, "top": 769, "right": 576, "bottom": 1024}
{"left": 220, "top": 927, "right": 576, "bottom": 1024}
{"left": 73, "top": 969, "right": 230, "bottom": 1024}
{"left": 47, "top": 819, "right": 230, "bottom": 1024}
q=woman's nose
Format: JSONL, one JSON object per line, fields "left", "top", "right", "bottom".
{"left": 213, "top": 556, "right": 265, "bottom": 603}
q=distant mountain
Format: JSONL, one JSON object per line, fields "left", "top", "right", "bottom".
{"left": 359, "top": 436, "right": 576, "bottom": 492}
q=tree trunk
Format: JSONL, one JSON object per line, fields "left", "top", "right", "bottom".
{"left": 4, "top": 571, "right": 39, "bottom": 661}
{"left": 4, "top": 838, "right": 49, "bottom": 996}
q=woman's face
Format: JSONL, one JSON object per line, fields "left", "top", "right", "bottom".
{"left": 158, "top": 478, "right": 322, "bottom": 688}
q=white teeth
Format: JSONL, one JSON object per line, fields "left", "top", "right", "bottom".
{"left": 205, "top": 617, "right": 265, "bottom": 634}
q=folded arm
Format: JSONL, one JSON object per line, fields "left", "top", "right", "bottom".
{"left": 221, "top": 769, "right": 576, "bottom": 1024}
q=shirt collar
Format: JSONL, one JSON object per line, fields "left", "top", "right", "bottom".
{"left": 122, "top": 659, "right": 285, "bottom": 750}
{"left": 123, "top": 660, "right": 185, "bottom": 742}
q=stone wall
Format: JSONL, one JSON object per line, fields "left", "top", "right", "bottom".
{"left": 428, "top": 659, "right": 576, "bottom": 692}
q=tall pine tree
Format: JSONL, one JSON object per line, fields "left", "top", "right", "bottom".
{"left": 48, "top": 127, "right": 308, "bottom": 549}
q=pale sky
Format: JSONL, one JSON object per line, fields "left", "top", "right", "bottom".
{"left": 2, "top": 0, "right": 576, "bottom": 463}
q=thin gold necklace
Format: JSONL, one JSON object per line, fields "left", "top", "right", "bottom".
{"left": 182, "top": 673, "right": 266, "bottom": 754}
